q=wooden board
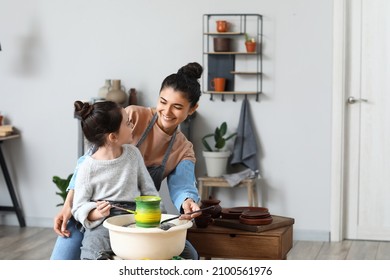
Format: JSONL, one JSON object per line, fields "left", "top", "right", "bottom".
{"left": 213, "top": 215, "right": 294, "bottom": 233}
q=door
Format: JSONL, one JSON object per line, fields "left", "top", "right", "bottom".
{"left": 344, "top": 0, "right": 390, "bottom": 240}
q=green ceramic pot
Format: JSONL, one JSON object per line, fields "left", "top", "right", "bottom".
{"left": 134, "top": 196, "right": 161, "bottom": 228}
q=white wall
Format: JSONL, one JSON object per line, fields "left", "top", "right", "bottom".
{"left": 0, "top": 0, "right": 333, "bottom": 241}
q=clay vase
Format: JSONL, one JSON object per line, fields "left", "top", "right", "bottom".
{"left": 134, "top": 196, "right": 162, "bottom": 228}
{"left": 97, "top": 79, "right": 111, "bottom": 99}
{"left": 200, "top": 199, "right": 222, "bottom": 218}
{"left": 106, "top": 79, "right": 127, "bottom": 104}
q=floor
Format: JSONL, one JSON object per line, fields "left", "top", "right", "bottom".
{"left": 0, "top": 225, "right": 389, "bottom": 260}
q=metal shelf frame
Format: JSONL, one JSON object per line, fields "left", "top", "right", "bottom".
{"left": 202, "top": 13, "right": 263, "bottom": 101}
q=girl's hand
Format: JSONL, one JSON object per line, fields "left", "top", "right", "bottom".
{"left": 95, "top": 200, "right": 111, "bottom": 218}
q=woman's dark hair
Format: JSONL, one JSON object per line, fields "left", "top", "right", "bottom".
{"left": 159, "top": 62, "right": 203, "bottom": 107}
{"left": 74, "top": 100, "right": 122, "bottom": 147}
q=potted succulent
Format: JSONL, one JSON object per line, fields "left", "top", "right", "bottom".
{"left": 245, "top": 33, "right": 257, "bottom": 53}
{"left": 202, "top": 122, "right": 237, "bottom": 177}
{"left": 52, "top": 174, "right": 73, "bottom": 207}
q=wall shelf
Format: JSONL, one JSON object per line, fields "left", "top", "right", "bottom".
{"left": 202, "top": 13, "right": 263, "bottom": 101}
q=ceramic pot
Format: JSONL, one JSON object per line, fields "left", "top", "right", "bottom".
{"left": 213, "top": 38, "right": 232, "bottom": 52}
{"left": 245, "top": 41, "right": 257, "bottom": 53}
{"left": 195, "top": 213, "right": 213, "bottom": 228}
{"left": 97, "top": 79, "right": 111, "bottom": 99}
{"left": 134, "top": 196, "right": 162, "bottom": 228}
{"left": 216, "top": 20, "right": 228, "bottom": 32}
{"left": 200, "top": 199, "right": 222, "bottom": 218}
{"left": 106, "top": 79, "right": 127, "bottom": 104}
{"left": 211, "top": 77, "right": 226, "bottom": 92}
{"left": 202, "top": 150, "right": 230, "bottom": 177}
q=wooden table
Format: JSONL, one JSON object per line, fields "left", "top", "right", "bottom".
{"left": 198, "top": 176, "right": 258, "bottom": 207}
{"left": 187, "top": 216, "right": 294, "bottom": 260}
{"left": 0, "top": 134, "right": 25, "bottom": 227}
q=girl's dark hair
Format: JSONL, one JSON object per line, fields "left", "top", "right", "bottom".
{"left": 74, "top": 100, "right": 122, "bottom": 147}
{"left": 159, "top": 62, "right": 203, "bottom": 107}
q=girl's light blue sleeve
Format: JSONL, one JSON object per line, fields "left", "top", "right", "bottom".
{"left": 66, "top": 147, "right": 94, "bottom": 191}
{"left": 167, "top": 160, "right": 200, "bottom": 212}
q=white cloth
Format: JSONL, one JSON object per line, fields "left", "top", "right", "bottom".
{"left": 222, "top": 168, "right": 259, "bottom": 187}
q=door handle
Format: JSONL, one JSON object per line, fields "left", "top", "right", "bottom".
{"left": 347, "top": 96, "right": 368, "bottom": 104}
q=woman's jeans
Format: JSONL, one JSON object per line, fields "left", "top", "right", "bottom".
{"left": 50, "top": 218, "right": 198, "bottom": 260}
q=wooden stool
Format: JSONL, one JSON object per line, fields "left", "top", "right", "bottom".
{"left": 197, "top": 176, "right": 258, "bottom": 207}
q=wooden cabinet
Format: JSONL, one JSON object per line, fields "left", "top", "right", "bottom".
{"left": 187, "top": 222, "right": 293, "bottom": 260}
{"left": 202, "top": 14, "right": 263, "bottom": 101}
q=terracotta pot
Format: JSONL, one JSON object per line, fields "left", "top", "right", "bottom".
{"left": 216, "top": 20, "right": 228, "bottom": 32}
{"left": 245, "top": 41, "right": 257, "bottom": 53}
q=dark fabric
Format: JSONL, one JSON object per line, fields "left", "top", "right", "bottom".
{"left": 230, "top": 98, "right": 259, "bottom": 172}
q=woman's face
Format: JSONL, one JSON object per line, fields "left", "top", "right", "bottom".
{"left": 156, "top": 87, "right": 198, "bottom": 135}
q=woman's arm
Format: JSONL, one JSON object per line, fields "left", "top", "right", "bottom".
{"left": 167, "top": 160, "right": 200, "bottom": 215}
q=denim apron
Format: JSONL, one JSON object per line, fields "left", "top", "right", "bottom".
{"left": 136, "top": 113, "right": 176, "bottom": 191}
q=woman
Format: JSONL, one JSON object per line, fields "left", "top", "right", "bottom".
{"left": 51, "top": 62, "right": 203, "bottom": 260}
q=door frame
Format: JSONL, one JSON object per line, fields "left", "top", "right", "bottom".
{"left": 331, "top": 0, "right": 348, "bottom": 242}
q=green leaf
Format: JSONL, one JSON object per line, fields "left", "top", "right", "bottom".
{"left": 52, "top": 174, "right": 73, "bottom": 207}
{"left": 220, "top": 122, "right": 227, "bottom": 136}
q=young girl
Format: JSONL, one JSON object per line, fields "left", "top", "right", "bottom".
{"left": 72, "top": 100, "right": 162, "bottom": 260}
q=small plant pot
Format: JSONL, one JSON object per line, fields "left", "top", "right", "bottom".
{"left": 202, "top": 150, "right": 231, "bottom": 177}
{"left": 245, "top": 41, "right": 257, "bottom": 53}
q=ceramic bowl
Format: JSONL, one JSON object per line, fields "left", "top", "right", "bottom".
{"left": 103, "top": 214, "right": 192, "bottom": 260}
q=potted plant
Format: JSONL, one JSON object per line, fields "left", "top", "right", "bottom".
{"left": 202, "top": 122, "right": 237, "bottom": 177}
{"left": 244, "top": 33, "right": 257, "bottom": 53}
{"left": 52, "top": 174, "right": 73, "bottom": 207}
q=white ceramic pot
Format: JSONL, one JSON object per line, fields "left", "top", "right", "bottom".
{"left": 103, "top": 214, "right": 192, "bottom": 260}
{"left": 202, "top": 150, "right": 231, "bottom": 177}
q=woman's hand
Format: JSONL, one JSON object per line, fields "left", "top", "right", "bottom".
{"left": 180, "top": 198, "right": 201, "bottom": 220}
{"left": 53, "top": 190, "right": 74, "bottom": 237}
{"left": 53, "top": 204, "right": 72, "bottom": 237}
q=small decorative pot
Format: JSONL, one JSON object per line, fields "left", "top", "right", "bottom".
{"left": 245, "top": 41, "right": 257, "bottom": 53}
{"left": 216, "top": 20, "right": 228, "bottom": 32}
{"left": 214, "top": 38, "right": 232, "bottom": 52}
{"left": 106, "top": 79, "right": 127, "bottom": 104}
{"left": 134, "top": 196, "right": 162, "bottom": 228}
{"left": 97, "top": 79, "right": 111, "bottom": 99}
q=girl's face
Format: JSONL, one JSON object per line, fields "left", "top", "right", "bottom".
{"left": 156, "top": 87, "right": 198, "bottom": 135}
{"left": 117, "top": 108, "right": 134, "bottom": 144}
